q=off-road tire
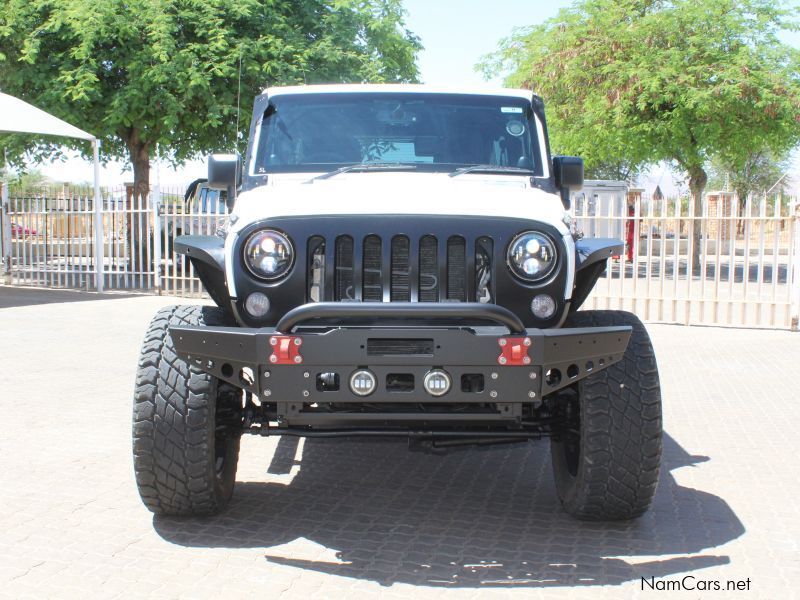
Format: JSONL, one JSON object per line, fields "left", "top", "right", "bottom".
{"left": 132, "top": 305, "right": 241, "bottom": 516}
{"left": 550, "top": 310, "right": 662, "bottom": 520}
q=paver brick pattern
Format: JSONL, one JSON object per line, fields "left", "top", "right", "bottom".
{"left": 0, "top": 287, "right": 798, "bottom": 599}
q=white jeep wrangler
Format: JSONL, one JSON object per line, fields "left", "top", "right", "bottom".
{"left": 132, "top": 85, "right": 662, "bottom": 520}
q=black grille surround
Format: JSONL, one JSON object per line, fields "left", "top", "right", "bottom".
{"left": 231, "top": 215, "right": 571, "bottom": 329}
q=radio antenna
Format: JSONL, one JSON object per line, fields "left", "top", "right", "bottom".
{"left": 232, "top": 51, "right": 243, "bottom": 204}
{"left": 235, "top": 52, "right": 243, "bottom": 146}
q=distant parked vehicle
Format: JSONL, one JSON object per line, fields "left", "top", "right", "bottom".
{"left": 164, "top": 178, "right": 227, "bottom": 241}
{"left": 153, "top": 179, "right": 228, "bottom": 270}
{"left": 11, "top": 222, "right": 37, "bottom": 237}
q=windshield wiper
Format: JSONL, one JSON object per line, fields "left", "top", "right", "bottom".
{"left": 448, "top": 164, "right": 535, "bottom": 178}
{"left": 306, "top": 162, "right": 417, "bottom": 183}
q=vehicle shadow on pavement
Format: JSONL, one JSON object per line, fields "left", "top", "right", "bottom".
{"left": 153, "top": 432, "right": 743, "bottom": 588}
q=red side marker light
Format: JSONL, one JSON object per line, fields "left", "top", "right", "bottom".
{"left": 270, "top": 335, "right": 303, "bottom": 365}
{"left": 498, "top": 337, "right": 531, "bottom": 366}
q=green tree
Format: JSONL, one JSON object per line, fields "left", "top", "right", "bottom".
{"left": 584, "top": 159, "right": 641, "bottom": 183}
{"left": 707, "top": 148, "right": 792, "bottom": 231}
{"left": 0, "top": 0, "right": 421, "bottom": 200}
{"left": 707, "top": 148, "right": 792, "bottom": 200}
{"left": 480, "top": 0, "right": 800, "bottom": 271}
{"left": 6, "top": 168, "right": 51, "bottom": 195}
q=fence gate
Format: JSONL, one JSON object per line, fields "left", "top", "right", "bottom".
{"left": 571, "top": 187, "right": 800, "bottom": 330}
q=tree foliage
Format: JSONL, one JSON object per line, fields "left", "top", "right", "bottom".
{"left": 479, "top": 0, "right": 800, "bottom": 267}
{"left": 3, "top": 168, "right": 51, "bottom": 194}
{"left": 0, "top": 0, "right": 421, "bottom": 193}
{"left": 583, "top": 159, "right": 642, "bottom": 183}
{"left": 707, "top": 149, "right": 792, "bottom": 199}
{"left": 480, "top": 0, "right": 800, "bottom": 174}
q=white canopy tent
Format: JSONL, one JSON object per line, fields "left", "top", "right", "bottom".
{"left": 0, "top": 92, "right": 104, "bottom": 291}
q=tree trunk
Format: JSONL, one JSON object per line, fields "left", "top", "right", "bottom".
{"left": 125, "top": 130, "right": 150, "bottom": 274}
{"left": 131, "top": 141, "right": 150, "bottom": 205}
{"left": 734, "top": 186, "right": 748, "bottom": 237}
{"left": 687, "top": 165, "right": 707, "bottom": 276}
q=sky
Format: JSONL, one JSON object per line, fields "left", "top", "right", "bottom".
{"left": 28, "top": 0, "right": 800, "bottom": 193}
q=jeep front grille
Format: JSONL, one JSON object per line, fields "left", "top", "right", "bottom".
{"left": 308, "top": 234, "right": 494, "bottom": 303}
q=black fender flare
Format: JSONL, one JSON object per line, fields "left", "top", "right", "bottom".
{"left": 174, "top": 235, "right": 225, "bottom": 271}
{"left": 576, "top": 237, "right": 623, "bottom": 270}
{"left": 174, "top": 235, "right": 231, "bottom": 312}
{"left": 571, "top": 238, "right": 623, "bottom": 311}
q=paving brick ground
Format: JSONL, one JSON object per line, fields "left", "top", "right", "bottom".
{"left": 1, "top": 286, "right": 798, "bottom": 599}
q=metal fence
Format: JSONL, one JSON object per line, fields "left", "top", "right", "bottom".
{"left": 1, "top": 182, "right": 799, "bottom": 330}
{"left": 2, "top": 190, "right": 102, "bottom": 290}
{"left": 573, "top": 183, "right": 800, "bottom": 330}
{"left": 0, "top": 185, "right": 225, "bottom": 297}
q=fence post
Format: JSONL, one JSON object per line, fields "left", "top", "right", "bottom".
{"left": 791, "top": 196, "right": 800, "bottom": 331}
{"left": 151, "top": 184, "right": 162, "bottom": 294}
{"left": 1, "top": 178, "right": 10, "bottom": 285}
{"left": 92, "top": 139, "right": 105, "bottom": 293}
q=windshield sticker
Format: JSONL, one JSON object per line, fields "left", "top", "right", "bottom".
{"left": 501, "top": 106, "right": 524, "bottom": 113}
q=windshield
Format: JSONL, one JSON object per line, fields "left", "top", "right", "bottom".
{"left": 250, "top": 92, "right": 545, "bottom": 176}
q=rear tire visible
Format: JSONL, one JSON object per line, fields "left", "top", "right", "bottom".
{"left": 550, "top": 310, "right": 662, "bottom": 520}
{"left": 132, "top": 305, "right": 242, "bottom": 516}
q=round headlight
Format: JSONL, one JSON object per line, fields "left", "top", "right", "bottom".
{"left": 243, "top": 230, "right": 294, "bottom": 280}
{"left": 507, "top": 232, "right": 558, "bottom": 281}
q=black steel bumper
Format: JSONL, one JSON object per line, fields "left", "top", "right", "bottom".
{"left": 170, "top": 303, "right": 631, "bottom": 428}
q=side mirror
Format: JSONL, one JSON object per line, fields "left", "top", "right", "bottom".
{"left": 208, "top": 153, "right": 241, "bottom": 211}
{"left": 552, "top": 155, "right": 584, "bottom": 209}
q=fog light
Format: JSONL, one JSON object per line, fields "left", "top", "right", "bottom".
{"left": 531, "top": 294, "right": 556, "bottom": 319}
{"left": 245, "top": 292, "right": 270, "bottom": 317}
{"left": 423, "top": 369, "right": 451, "bottom": 397}
{"left": 349, "top": 369, "right": 377, "bottom": 396}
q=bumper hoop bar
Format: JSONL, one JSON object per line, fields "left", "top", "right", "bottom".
{"left": 276, "top": 302, "right": 527, "bottom": 334}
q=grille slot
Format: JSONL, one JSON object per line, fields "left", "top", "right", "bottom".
{"left": 391, "top": 236, "right": 411, "bottom": 301}
{"left": 335, "top": 236, "right": 354, "bottom": 301}
{"left": 447, "top": 236, "right": 467, "bottom": 302}
{"left": 475, "top": 237, "right": 494, "bottom": 303}
{"left": 363, "top": 235, "right": 383, "bottom": 302}
{"left": 307, "top": 236, "right": 326, "bottom": 302}
{"left": 419, "top": 235, "right": 438, "bottom": 302}
{"left": 315, "top": 234, "right": 489, "bottom": 304}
